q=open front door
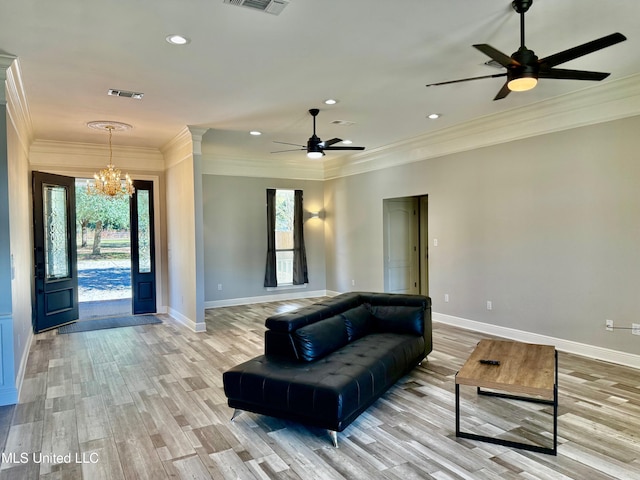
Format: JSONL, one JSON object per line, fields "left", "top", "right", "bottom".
{"left": 130, "top": 180, "right": 156, "bottom": 314}
{"left": 33, "top": 171, "right": 79, "bottom": 332}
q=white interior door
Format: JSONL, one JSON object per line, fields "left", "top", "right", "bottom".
{"left": 383, "top": 197, "right": 419, "bottom": 294}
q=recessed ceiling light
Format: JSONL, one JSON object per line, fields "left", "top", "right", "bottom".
{"left": 324, "top": 99, "right": 338, "bottom": 105}
{"left": 249, "top": 131, "right": 262, "bottom": 136}
{"left": 427, "top": 113, "right": 441, "bottom": 119}
{"left": 341, "top": 140, "right": 353, "bottom": 145}
{"left": 166, "top": 34, "right": 190, "bottom": 45}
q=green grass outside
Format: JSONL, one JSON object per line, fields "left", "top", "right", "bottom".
{"left": 77, "top": 237, "right": 131, "bottom": 261}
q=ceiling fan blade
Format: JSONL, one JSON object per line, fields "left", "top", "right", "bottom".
{"left": 427, "top": 73, "right": 506, "bottom": 87}
{"left": 493, "top": 81, "right": 512, "bottom": 101}
{"left": 539, "top": 32, "right": 626, "bottom": 68}
{"left": 323, "top": 146, "right": 365, "bottom": 151}
{"left": 271, "top": 148, "right": 305, "bottom": 154}
{"left": 273, "top": 141, "right": 305, "bottom": 147}
{"left": 473, "top": 44, "right": 518, "bottom": 67}
{"left": 322, "top": 137, "right": 342, "bottom": 147}
{"left": 539, "top": 68, "right": 610, "bottom": 81}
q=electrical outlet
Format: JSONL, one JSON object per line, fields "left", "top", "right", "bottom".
{"left": 632, "top": 323, "right": 640, "bottom": 336}
{"left": 351, "top": 279, "right": 355, "bottom": 286}
{"left": 444, "top": 294, "right": 449, "bottom": 303}
{"left": 217, "top": 283, "right": 223, "bottom": 291}
{"left": 486, "top": 300, "right": 492, "bottom": 311}
{"left": 606, "top": 319, "right": 614, "bottom": 332}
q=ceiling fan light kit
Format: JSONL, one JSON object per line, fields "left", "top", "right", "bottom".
{"left": 272, "top": 108, "right": 365, "bottom": 158}
{"left": 426, "top": 0, "right": 626, "bottom": 100}
{"left": 508, "top": 75, "right": 537, "bottom": 92}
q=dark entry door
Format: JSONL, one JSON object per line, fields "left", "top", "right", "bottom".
{"left": 130, "top": 180, "right": 156, "bottom": 314}
{"left": 33, "top": 171, "right": 79, "bottom": 332}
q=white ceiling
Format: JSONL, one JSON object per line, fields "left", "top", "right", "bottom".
{"left": 1, "top": 0, "right": 639, "bottom": 164}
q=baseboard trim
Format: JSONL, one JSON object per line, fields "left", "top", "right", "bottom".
{"left": 15, "top": 329, "right": 34, "bottom": 404}
{"left": 434, "top": 312, "right": 640, "bottom": 370}
{"left": 205, "top": 289, "right": 331, "bottom": 309}
{"left": 168, "top": 308, "right": 206, "bottom": 333}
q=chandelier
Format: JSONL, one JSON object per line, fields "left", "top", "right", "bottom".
{"left": 87, "top": 122, "right": 135, "bottom": 197}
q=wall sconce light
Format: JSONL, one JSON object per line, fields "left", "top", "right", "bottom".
{"left": 305, "top": 210, "right": 325, "bottom": 221}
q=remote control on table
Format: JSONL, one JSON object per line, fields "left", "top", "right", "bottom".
{"left": 479, "top": 359, "right": 500, "bottom": 366}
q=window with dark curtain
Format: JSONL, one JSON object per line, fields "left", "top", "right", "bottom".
{"left": 264, "top": 188, "right": 309, "bottom": 287}
{"left": 263, "top": 189, "right": 277, "bottom": 287}
{"left": 292, "top": 189, "right": 309, "bottom": 285}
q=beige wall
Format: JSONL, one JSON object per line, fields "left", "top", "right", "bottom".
{"left": 324, "top": 115, "right": 640, "bottom": 357}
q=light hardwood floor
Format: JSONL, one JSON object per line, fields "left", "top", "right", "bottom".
{"left": 1, "top": 298, "right": 639, "bottom": 479}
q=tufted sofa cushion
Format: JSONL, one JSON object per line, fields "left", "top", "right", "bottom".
{"left": 292, "top": 315, "right": 349, "bottom": 362}
{"left": 369, "top": 305, "right": 424, "bottom": 335}
{"left": 340, "top": 304, "right": 373, "bottom": 341}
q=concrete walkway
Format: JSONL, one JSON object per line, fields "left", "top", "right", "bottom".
{"left": 78, "top": 259, "right": 132, "bottom": 319}
{"left": 79, "top": 298, "right": 131, "bottom": 319}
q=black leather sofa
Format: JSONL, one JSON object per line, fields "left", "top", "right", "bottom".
{"left": 223, "top": 292, "right": 432, "bottom": 446}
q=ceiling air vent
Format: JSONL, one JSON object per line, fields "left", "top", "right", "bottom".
{"left": 108, "top": 89, "right": 144, "bottom": 100}
{"left": 223, "top": 0, "right": 289, "bottom": 15}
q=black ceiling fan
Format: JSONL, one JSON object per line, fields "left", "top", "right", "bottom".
{"left": 272, "top": 108, "right": 365, "bottom": 158}
{"left": 426, "top": 0, "right": 626, "bottom": 100}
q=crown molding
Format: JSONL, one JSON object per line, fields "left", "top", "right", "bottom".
{"left": 29, "top": 139, "right": 164, "bottom": 173}
{"left": 162, "top": 127, "right": 196, "bottom": 170}
{"left": 0, "top": 54, "right": 17, "bottom": 104}
{"left": 201, "top": 153, "right": 324, "bottom": 180}
{"left": 323, "top": 73, "right": 640, "bottom": 180}
{"left": 3, "top": 57, "right": 34, "bottom": 152}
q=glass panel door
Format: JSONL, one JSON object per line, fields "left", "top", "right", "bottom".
{"left": 33, "top": 172, "right": 79, "bottom": 332}
{"left": 130, "top": 180, "right": 156, "bottom": 314}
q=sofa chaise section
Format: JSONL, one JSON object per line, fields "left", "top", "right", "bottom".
{"left": 223, "top": 292, "right": 432, "bottom": 446}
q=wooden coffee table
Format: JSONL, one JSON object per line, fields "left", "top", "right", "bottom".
{"left": 455, "top": 339, "right": 558, "bottom": 455}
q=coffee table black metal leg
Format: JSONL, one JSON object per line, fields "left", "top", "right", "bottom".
{"left": 552, "top": 349, "right": 558, "bottom": 455}
{"left": 455, "top": 382, "right": 460, "bottom": 436}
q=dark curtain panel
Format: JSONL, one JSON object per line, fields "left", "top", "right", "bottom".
{"left": 264, "top": 189, "right": 277, "bottom": 287}
{"left": 292, "top": 189, "right": 309, "bottom": 285}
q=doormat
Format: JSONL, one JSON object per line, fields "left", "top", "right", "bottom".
{"left": 58, "top": 315, "right": 161, "bottom": 334}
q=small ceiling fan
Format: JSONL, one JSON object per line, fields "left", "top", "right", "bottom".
{"left": 426, "top": 0, "right": 626, "bottom": 100}
{"left": 272, "top": 108, "right": 365, "bottom": 159}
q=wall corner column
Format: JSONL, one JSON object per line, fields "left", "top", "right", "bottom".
{"left": 188, "top": 126, "right": 208, "bottom": 332}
